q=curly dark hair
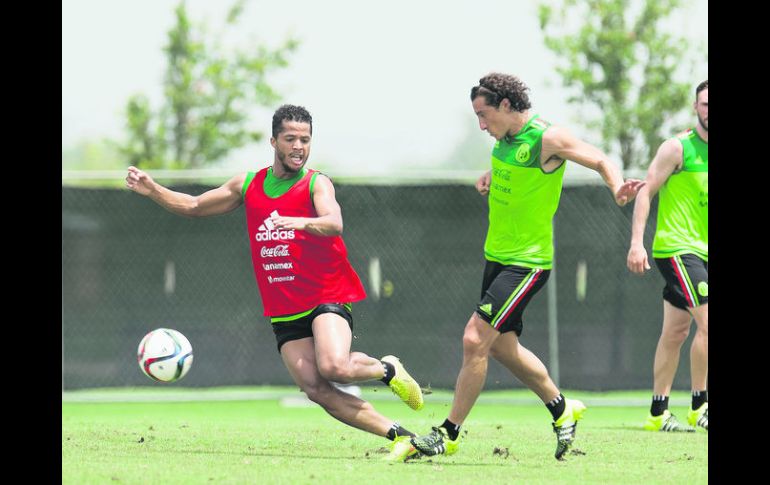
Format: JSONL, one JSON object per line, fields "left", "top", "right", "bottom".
{"left": 696, "top": 80, "right": 708, "bottom": 100}
{"left": 272, "top": 104, "right": 313, "bottom": 138}
{"left": 470, "top": 73, "right": 531, "bottom": 112}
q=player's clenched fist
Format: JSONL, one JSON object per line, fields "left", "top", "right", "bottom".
{"left": 475, "top": 170, "right": 491, "bottom": 196}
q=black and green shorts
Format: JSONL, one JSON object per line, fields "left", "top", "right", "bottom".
{"left": 654, "top": 254, "right": 708, "bottom": 310}
{"left": 475, "top": 261, "right": 550, "bottom": 336}
{"left": 270, "top": 303, "right": 353, "bottom": 353}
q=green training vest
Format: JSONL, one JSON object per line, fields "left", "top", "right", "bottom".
{"left": 484, "top": 115, "right": 565, "bottom": 269}
{"left": 652, "top": 128, "right": 708, "bottom": 261}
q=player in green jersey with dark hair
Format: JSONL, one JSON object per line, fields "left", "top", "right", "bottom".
{"left": 627, "top": 80, "right": 708, "bottom": 433}
{"left": 409, "top": 72, "right": 645, "bottom": 461}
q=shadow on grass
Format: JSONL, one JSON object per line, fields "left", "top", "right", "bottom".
{"left": 592, "top": 425, "right": 649, "bottom": 432}
{"left": 591, "top": 425, "right": 707, "bottom": 434}
{"left": 147, "top": 447, "right": 514, "bottom": 466}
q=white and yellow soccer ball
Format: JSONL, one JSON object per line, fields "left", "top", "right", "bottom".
{"left": 137, "top": 328, "right": 194, "bottom": 382}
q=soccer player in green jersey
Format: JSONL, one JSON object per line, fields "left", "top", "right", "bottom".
{"left": 627, "top": 80, "right": 708, "bottom": 433}
{"left": 410, "top": 73, "right": 645, "bottom": 460}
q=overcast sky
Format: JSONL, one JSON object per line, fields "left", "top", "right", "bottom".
{"left": 62, "top": 0, "right": 708, "bottom": 176}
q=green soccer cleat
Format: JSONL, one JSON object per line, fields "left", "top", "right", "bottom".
{"left": 410, "top": 426, "right": 460, "bottom": 457}
{"left": 687, "top": 403, "right": 708, "bottom": 431}
{"left": 553, "top": 399, "right": 587, "bottom": 460}
{"left": 382, "top": 435, "right": 420, "bottom": 462}
{"left": 644, "top": 410, "right": 696, "bottom": 432}
{"left": 381, "top": 355, "right": 424, "bottom": 411}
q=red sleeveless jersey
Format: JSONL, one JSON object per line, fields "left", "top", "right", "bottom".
{"left": 244, "top": 167, "right": 366, "bottom": 316}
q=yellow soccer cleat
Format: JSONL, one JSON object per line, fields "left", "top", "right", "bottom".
{"left": 553, "top": 399, "right": 587, "bottom": 460}
{"left": 381, "top": 355, "right": 424, "bottom": 411}
{"left": 687, "top": 403, "right": 708, "bottom": 431}
{"left": 410, "top": 426, "right": 460, "bottom": 457}
{"left": 644, "top": 410, "right": 695, "bottom": 432}
{"left": 382, "top": 435, "right": 420, "bottom": 462}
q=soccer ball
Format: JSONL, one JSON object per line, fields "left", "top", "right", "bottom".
{"left": 137, "top": 328, "right": 194, "bottom": 382}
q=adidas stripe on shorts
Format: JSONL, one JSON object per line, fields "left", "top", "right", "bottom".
{"left": 475, "top": 261, "right": 550, "bottom": 336}
{"left": 654, "top": 253, "right": 708, "bottom": 310}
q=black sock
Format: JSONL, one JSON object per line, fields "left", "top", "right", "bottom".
{"left": 651, "top": 395, "right": 669, "bottom": 416}
{"left": 385, "top": 422, "right": 415, "bottom": 441}
{"left": 692, "top": 390, "right": 707, "bottom": 410}
{"left": 441, "top": 418, "right": 460, "bottom": 441}
{"left": 380, "top": 361, "right": 395, "bottom": 385}
{"left": 546, "top": 394, "right": 566, "bottom": 421}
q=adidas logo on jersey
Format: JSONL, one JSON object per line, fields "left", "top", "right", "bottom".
{"left": 256, "top": 210, "right": 296, "bottom": 242}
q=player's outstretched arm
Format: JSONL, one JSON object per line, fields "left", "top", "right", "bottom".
{"left": 270, "top": 174, "right": 343, "bottom": 236}
{"left": 543, "top": 126, "right": 645, "bottom": 206}
{"left": 626, "top": 139, "right": 682, "bottom": 274}
{"left": 125, "top": 166, "right": 246, "bottom": 217}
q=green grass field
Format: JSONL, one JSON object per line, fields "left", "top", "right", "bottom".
{"left": 62, "top": 387, "right": 707, "bottom": 484}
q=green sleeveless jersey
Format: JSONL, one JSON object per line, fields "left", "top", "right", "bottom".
{"left": 484, "top": 115, "right": 565, "bottom": 269}
{"left": 652, "top": 128, "right": 708, "bottom": 261}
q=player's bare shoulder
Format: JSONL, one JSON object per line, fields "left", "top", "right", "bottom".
{"left": 310, "top": 171, "right": 337, "bottom": 195}
{"left": 539, "top": 121, "right": 568, "bottom": 172}
{"left": 656, "top": 136, "right": 685, "bottom": 172}
{"left": 230, "top": 171, "right": 249, "bottom": 187}
{"left": 540, "top": 122, "right": 571, "bottom": 152}
{"left": 225, "top": 171, "right": 250, "bottom": 195}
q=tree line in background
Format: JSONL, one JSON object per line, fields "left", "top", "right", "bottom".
{"left": 539, "top": 0, "right": 703, "bottom": 170}
{"left": 120, "top": 0, "right": 297, "bottom": 170}
{"left": 63, "top": 0, "right": 705, "bottom": 172}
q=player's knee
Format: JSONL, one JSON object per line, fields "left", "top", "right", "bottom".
{"left": 662, "top": 325, "right": 690, "bottom": 345}
{"left": 462, "top": 331, "right": 489, "bottom": 359}
{"left": 317, "top": 360, "right": 353, "bottom": 383}
{"left": 462, "top": 331, "right": 480, "bottom": 350}
{"left": 302, "top": 382, "right": 334, "bottom": 405}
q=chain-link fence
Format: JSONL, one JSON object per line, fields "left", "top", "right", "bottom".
{"left": 62, "top": 179, "right": 697, "bottom": 391}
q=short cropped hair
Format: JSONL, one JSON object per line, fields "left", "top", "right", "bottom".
{"left": 272, "top": 104, "right": 313, "bottom": 138}
{"left": 696, "top": 80, "right": 708, "bottom": 100}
